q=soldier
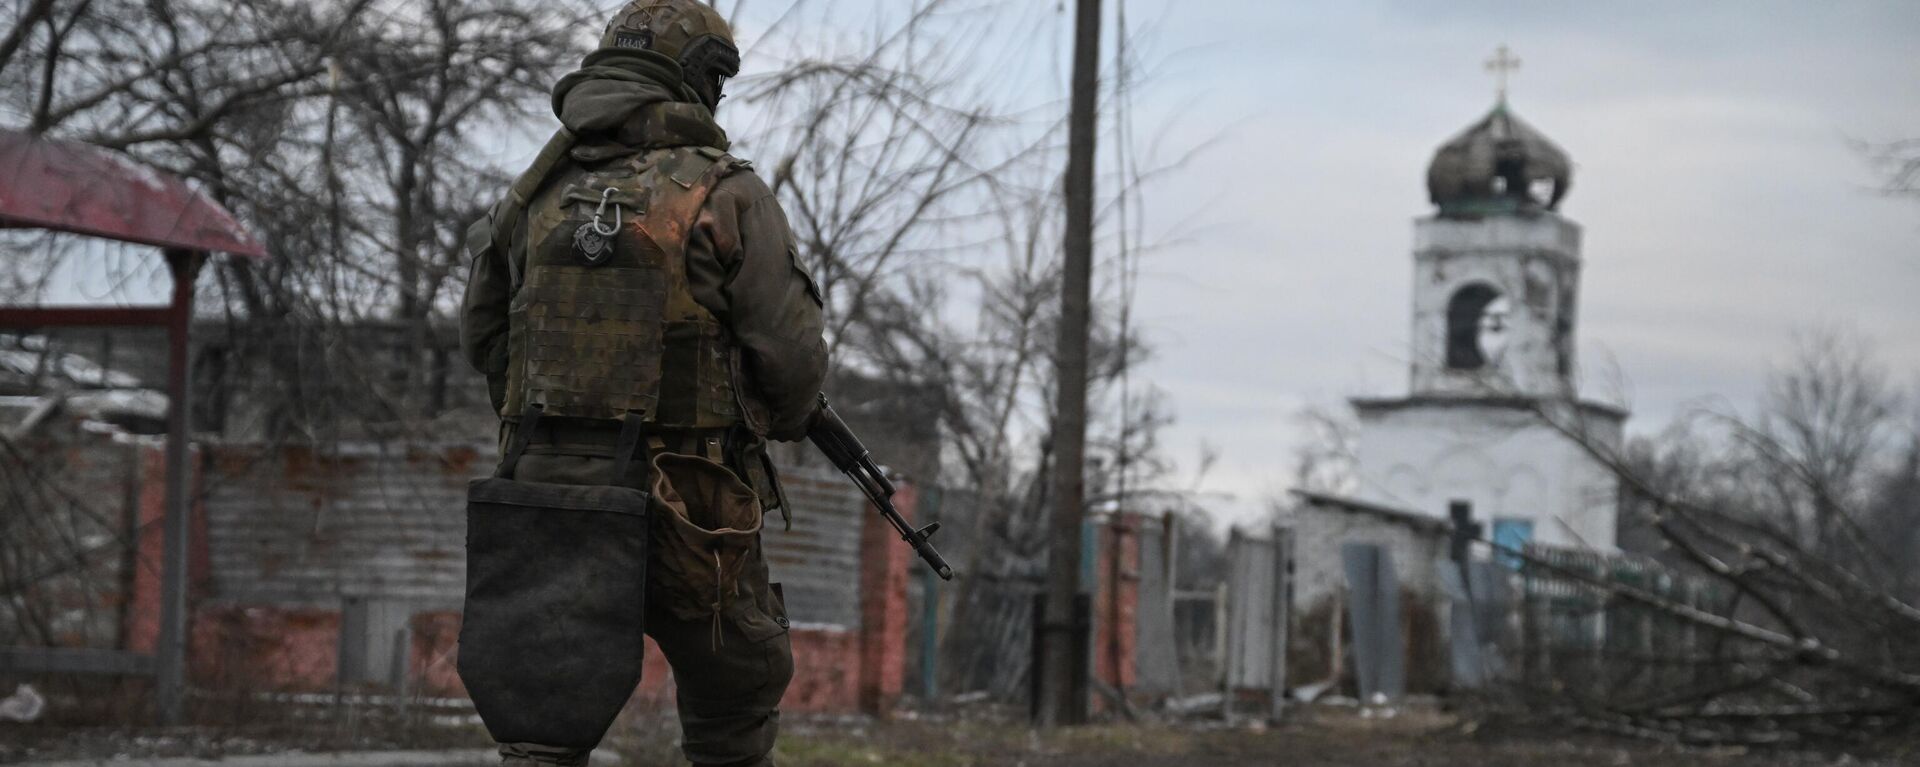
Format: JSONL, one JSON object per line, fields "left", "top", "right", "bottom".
{"left": 457, "top": 1, "right": 827, "bottom": 765}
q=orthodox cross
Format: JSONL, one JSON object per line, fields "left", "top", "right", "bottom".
{"left": 1485, "top": 45, "right": 1521, "bottom": 103}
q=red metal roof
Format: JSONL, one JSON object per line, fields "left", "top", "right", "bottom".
{"left": 0, "top": 128, "right": 267, "bottom": 259}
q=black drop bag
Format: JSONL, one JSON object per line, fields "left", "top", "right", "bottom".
{"left": 458, "top": 473, "right": 649, "bottom": 750}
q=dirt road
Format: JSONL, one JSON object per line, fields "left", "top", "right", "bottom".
{"left": 7, "top": 705, "right": 1910, "bottom": 766}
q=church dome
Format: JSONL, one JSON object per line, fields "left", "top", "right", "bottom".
{"left": 1426, "top": 102, "right": 1571, "bottom": 217}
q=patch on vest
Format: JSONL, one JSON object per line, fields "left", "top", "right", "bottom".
{"left": 573, "top": 222, "right": 613, "bottom": 265}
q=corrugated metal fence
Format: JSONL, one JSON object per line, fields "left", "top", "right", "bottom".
{"left": 203, "top": 444, "right": 475, "bottom": 610}
{"left": 201, "top": 441, "right": 872, "bottom": 683}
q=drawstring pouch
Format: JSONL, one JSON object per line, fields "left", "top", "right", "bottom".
{"left": 647, "top": 451, "right": 763, "bottom": 649}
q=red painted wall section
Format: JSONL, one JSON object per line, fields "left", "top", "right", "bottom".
{"left": 190, "top": 606, "right": 339, "bottom": 691}
{"left": 857, "top": 482, "right": 913, "bottom": 716}
{"left": 126, "top": 445, "right": 208, "bottom": 655}
{"left": 1093, "top": 513, "right": 1141, "bottom": 694}
{"left": 784, "top": 629, "right": 862, "bottom": 712}
{"left": 409, "top": 611, "right": 465, "bottom": 698}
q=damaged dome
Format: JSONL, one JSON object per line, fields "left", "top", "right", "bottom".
{"left": 1427, "top": 102, "right": 1571, "bottom": 218}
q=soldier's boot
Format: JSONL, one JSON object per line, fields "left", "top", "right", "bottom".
{"left": 498, "top": 742, "right": 591, "bottom": 766}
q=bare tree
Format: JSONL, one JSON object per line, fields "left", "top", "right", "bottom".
{"left": 722, "top": 0, "right": 1215, "bottom": 699}
{"left": 1733, "top": 330, "right": 1904, "bottom": 561}
{"left": 1507, "top": 330, "right": 1920, "bottom": 744}
{"left": 1858, "top": 138, "right": 1920, "bottom": 199}
{"left": 1289, "top": 405, "right": 1359, "bottom": 496}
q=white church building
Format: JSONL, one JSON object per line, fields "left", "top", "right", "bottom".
{"left": 1292, "top": 91, "right": 1631, "bottom": 599}
{"left": 1284, "top": 62, "right": 1633, "bottom": 697}
{"left": 1345, "top": 98, "right": 1628, "bottom": 553}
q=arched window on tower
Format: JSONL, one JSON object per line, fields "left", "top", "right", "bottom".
{"left": 1446, "top": 283, "right": 1505, "bottom": 370}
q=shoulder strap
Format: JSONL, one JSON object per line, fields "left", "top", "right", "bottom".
{"left": 489, "top": 128, "right": 578, "bottom": 291}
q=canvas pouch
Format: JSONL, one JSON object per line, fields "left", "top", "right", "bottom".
{"left": 647, "top": 450, "right": 766, "bottom": 646}
{"left": 458, "top": 409, "right": 650, "bottom": 751}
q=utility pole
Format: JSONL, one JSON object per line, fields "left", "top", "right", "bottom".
{"left": 1038, "top": 0, "right": 1101, "bottom": 727}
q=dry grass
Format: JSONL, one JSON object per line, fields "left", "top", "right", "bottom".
{"left": 590, "top": 704, "right": 1917, "bottom": 767}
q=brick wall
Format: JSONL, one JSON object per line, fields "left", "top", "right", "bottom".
{"left": 1093, "top": 514, "right": 1141, "bottom": 695}
{"left": 188, "top": 606, "right": 340, "bottom": 692}
{"left": 11, "top": 431, "right": 1145, "bottom": 719}
{"left": 858, "top": 483, "right": 912, "bottom": 714}
{"left": 126, "top": 446, "right": 208, "bottom": 655}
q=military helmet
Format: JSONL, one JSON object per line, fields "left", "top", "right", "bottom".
{"left": 600, "top": 0, "right": 740, "bottom": 110}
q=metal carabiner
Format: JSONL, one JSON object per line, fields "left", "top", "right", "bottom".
{"left": 590, "top": 187, "right": 621, "bottom": 236}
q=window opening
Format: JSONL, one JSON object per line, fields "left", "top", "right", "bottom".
{"left": 1446, "top": 283, "right": 1503, "bottom": 370}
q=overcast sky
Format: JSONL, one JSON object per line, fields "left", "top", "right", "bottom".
{"left": 1116, "top": 0, "right": 1920, "bottom": 524}
{"left": 729, "top": 0, "right": 1920, "bottom": 525}
{"left": 39, "top": 1, "right": 1918, "bottom": 527}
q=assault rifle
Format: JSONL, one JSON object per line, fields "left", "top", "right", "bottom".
{"left": 808, "top": 394, "right": 954, "bottom": 580}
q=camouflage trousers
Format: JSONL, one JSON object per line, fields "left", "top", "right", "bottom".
{"left": 495, "top": 425, "right": 794, "bottom": 767}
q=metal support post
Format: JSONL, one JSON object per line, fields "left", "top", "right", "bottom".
{"left": 155, "top": 249, "right": 204, "bottom": 726}
{"left": 1269, "top": 526, "right": 1293, "bottom": 721}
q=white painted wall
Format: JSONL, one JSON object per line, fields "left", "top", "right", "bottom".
{"left": 1290, "top": 502, "right": 1448, "bottom": 617}
{"left": 1350, "top": 401, "right": 1622, "bottom": 551}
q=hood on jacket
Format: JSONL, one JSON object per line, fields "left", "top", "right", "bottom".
{"left": 551, "top": 49, "right": 728, "bottom": 160}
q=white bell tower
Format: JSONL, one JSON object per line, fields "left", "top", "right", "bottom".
{"left": 1347, "top": 55, "right": 1627, "bottom": 552}
{"left": 1408, "top": 205, "right": 1581, "bottom": 399}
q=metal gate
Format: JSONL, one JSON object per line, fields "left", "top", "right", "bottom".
{"left": 1220, "top": 527, "right": 1292, "bottom": 721}
{"left": 1133, "top": 516, "right": 1180, "bottom": 696}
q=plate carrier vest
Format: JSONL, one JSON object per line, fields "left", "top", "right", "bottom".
{"left": 502, "top": 146, "right": 764, "bottom": 432}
